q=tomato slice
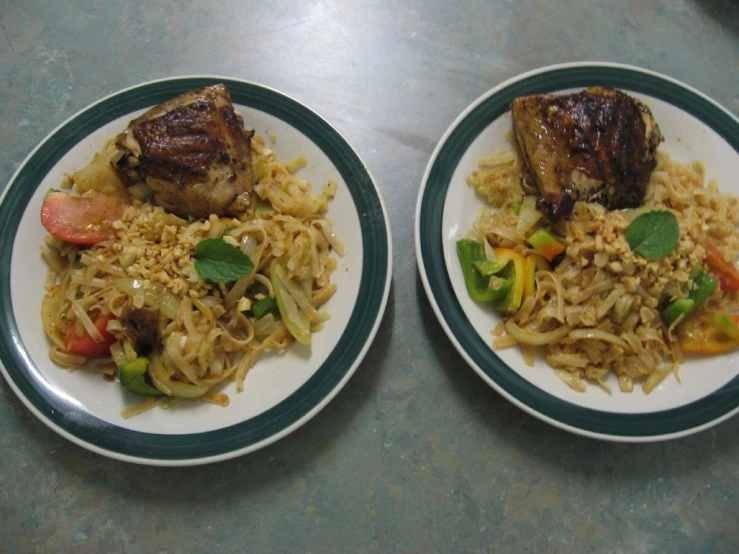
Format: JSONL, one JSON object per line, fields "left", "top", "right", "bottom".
{"left": 64, "top": 313, "right": 117, "bottom": 358}
{"left": 704, "top": 241, "right": 739, "bottom": 292}
{"left": 41, "top": 191, "right": 128, "bottom": 245}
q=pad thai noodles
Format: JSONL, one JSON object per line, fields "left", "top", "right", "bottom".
{"left": 458, "top": 92, "right": 739, "bottom": 395}
{"left": 39, "top": 86, "right": 342, "bottom": 417}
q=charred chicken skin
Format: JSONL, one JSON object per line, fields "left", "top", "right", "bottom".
{"left": 115, "top": 84, "right": 255, "bottom": 220}
{"left": 510, "top": 87, "right": 663, "bottom": 220}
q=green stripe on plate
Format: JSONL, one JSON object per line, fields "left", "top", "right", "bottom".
{"left": 0, "top": 78, "right": 389, "bottom": 460}
{"left": 419, "top": 65, "right": 739, "bottom": 438}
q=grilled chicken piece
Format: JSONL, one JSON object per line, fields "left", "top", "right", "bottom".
{"left": 115, "top": 84, "right": 255, "bottom": 219}
{"left": 511, "top": 87, "right": 663, "bottom": 220}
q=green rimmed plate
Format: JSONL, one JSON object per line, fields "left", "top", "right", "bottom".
{"left": 0, "top": 76, "right": 392, "bottom": 465}
{"left": 415, "top": 62, "right": 739, "bottom": 442}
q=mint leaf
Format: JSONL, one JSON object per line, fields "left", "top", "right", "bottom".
{"left": 625, "top": 210, "right": 679, "bottom": 259}
{"left": 194, "top": 238, "right": 254, "bottom": 283}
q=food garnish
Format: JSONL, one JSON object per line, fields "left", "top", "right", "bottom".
{"left": 194, "top": 238, "right": 254, "bottom": 283}
{"left": 625, "top": 210, "right": 680, "bottom": 259}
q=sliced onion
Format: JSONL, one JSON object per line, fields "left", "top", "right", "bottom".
{"left": 483, "top": 238, "right": 497, "bottom": 263}
{"left": 271, "top": 260, "right": 311, "bottom": 345}
{"left": 504, "top": 320, "right": 571, "bottom": 346}
{"left": 114, "top": 277, "right": 180, "bottom": 320}
{"left": 240, "top": 234, "right": 258, "bottom": 256}
{"left": 276, "top": 267, "right": 319, "bottom": 322}
{"left": 516, "top": 195, "right": 542, "bottom": 238}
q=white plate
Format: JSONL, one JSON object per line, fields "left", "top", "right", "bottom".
{"left": 415, "top": 62, "right": 739, "bottom": 441}
{"left": 0, "top": 76, "right": 392, "bottom": 465}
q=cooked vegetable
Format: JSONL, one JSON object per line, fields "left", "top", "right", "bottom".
{"left": 72, "top": 157, "right": 126, "bottom": 195}
{"left": 662, "top": 298, "right": 694, "bottom": 325}
{"left": 714, "top": 313, "right": 739, "bottom": 340}
{"left": 194, "top": 238, "right": 254, "bottom": 283}
{"left": 704, "top": 241, "right": 739, "bottom": 292}
{"left": 516, "top": 195, "right": 542, "bottom": 238}
{"left": 457, "top": 240, "right": 510, "bottom": 302}
{"left": 624, "top": 210, "right": 679, "bottom": 259}
{"left": 490, "top": 248, "right": 526, "bottom": 314}
{"left": 252, "top": 296, "right": 279, "bottom": 319}
{"left": 114, "top": 278, "right": 181, "bottom": 320}
{"left": 662, "top": 269, "right": 718, "bottom": 325}
{"left": 118, "top": 357, "right": 164, "bottom": 397}
{"left": 526, "top": 228, "right": 565, "bottom": 262}
{"left": 40, "top": 190, "right": 128, "bottom": 245}
{"left": 64, "top": 312, "right": 116, "bottom": 358}
{"left": 524, "top": 253, "right": 550, "bottom": 299}
{"left": 271, "top": 259, "right": 311, "bottom": 345}
{"left": 677, "top": 311, "right": 739, "bottom": 354}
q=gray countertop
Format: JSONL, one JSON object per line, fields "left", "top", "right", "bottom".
{"left": 1, "top": 1, "right": 738, "bottom": 552}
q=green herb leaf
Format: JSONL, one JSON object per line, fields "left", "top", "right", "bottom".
{"left": 625, "top": 210, "right": 679, "bottom": 259}
{"left": 252, "top": 296, "right": 279, "bottom": 319}
{"left": 194, "top": 238, "right": 254, "bottom": 283}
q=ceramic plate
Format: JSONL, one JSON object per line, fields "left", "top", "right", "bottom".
{"left": 415, "top": 62, "right": 739, "bottom": 442}
{"left": 0, "top": 76, "right": 392, "bottom": 465}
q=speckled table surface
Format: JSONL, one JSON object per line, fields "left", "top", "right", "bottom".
{"left": 1, "top": 1, "right": 738, "bottom": 552}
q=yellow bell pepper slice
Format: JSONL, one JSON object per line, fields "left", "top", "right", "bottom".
{"left": 492, "top": 248, "right": 526, "bottom": 314}
{"left": 524, "top": 253, "right": 550, "bottom": 299}
{"left": 677, "top": 311, "right": 739, "bottom": 355}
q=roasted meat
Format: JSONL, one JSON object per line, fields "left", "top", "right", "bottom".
{"left": 115, "top": 84, "right": 255, "bottom": 219}
{"left": 510, "top": 87, "right": 663, "bottom": 220}
{"left": 120, "top": 305, "right": 160, "bottom": 357}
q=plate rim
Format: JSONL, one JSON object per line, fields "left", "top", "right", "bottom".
{"left": 0, "top": 75, "right": 393, "bottom": 466}
{"left": 414, "top": 61, "right": 739, "bottom": 442}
